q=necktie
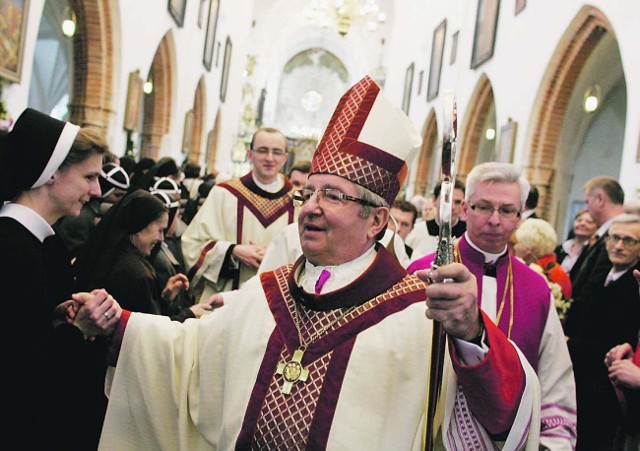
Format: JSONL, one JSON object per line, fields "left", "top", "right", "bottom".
{"left": 315, "top": 269, "right": 331, "bottom": 294}
{"left": 604, "top": 273, "right": 614, "bottom": 287}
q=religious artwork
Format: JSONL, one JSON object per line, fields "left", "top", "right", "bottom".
{"left": 427, "top": 19, "right": 447, "bottom": 101}
{"left": 220, "top": 36, "right": 232, "bottom": 102}
{"left": 182, "top": 110, "right": 195, "bottom": 154}
{"left": 515, "top": 0, "right": 526, "bottom": 15}
{"left": 497, "top": 120, "right": 517, "bottom": 163}
{"left": 123, "top": 71, "right": 143, "bottom": 132}
{"left": 0, "top": 0, "right": 30, "bottom": 83}
{"left": 203, "top": 0, "right": 220, "bottom": 71}
{"left": 450, "top": 30, "right": 459, "bottom": 65}
{"left": 198, "top": 0, "right": 207, "bottom": 27}
{"left": 401, "top": 63, "right": 414, "bottom": 115}
{"left": 168, "top": 0, "right": 187, "bottom": 27}
{"left": 470, "top": 0, "right": 500, "bottom": 69}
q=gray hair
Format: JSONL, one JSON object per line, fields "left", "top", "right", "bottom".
{"left": 355, "top": 183, "right": 388, "bottom": 219}
{"left": 465, "top": 162, "right": 530, "bottom": 209}
{"left": 610, "top": 213, "right": 640, "bottom": 227}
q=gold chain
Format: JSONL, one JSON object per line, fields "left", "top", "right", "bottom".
{"left": 291, "top": 302, "right": 358, "bottom": 350}
{"left": 454, "top": 242, "right": 514, "bottom": 338}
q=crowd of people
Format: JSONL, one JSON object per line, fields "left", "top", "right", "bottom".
{"left": 1, "top": 75, "right": 639, "bottom": 450}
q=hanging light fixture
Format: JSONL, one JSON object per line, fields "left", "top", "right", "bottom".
{"left": 143, "top": 77, "right": 154, "bottom": 95}
{"left": 305, "top": 0, "right": 386, "bottom": 37}
{"left": 583, "top": 83, "right": 601, "bottom": 113}
{"left": 61, "top": 7, "right": 77, "bottom": 37}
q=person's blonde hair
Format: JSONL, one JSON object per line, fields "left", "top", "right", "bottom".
{"left": 515, "top": 218, "right": 557, "bottom": 257}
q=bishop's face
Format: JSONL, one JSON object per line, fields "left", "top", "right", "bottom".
{"left": 297, "top": 174, "right": 385, "bottom": 266}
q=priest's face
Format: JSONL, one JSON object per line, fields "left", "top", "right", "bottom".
{"left": 298, "top": 174, "right": 383, "bottom": 266}
{"left": 247, "top": 130, "right": 288, "bottom": 185}
{"left": 462, "top": 180, "right": 522, "bottom": 254}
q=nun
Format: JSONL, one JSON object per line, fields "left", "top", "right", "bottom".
{"left": 0, "top": 108, "right": 120, "bottom": 450}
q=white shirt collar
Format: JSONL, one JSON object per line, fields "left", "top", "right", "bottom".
{"left": 300, "top": 245, "right": 377, "bottom": 294}
{"left": 0, "top": 203, "right": 54, "bottom": 242}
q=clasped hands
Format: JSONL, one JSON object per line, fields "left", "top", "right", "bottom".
{"left": 232, "top": 241, "right": 265, "bottom": 269}
{"left": 58, "top": 289, "right": 122, "bottom": 340}
{"left": 414, "top": 263, "right": 482, "bottom": 342}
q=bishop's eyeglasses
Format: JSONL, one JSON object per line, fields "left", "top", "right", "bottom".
{"left": 292, "top": 188, "right": 380, "bottom": 208}
{"left": 469, "top": 203, "right": 521, "bottom": 219}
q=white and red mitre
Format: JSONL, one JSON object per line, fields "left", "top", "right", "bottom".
{"left": 310, "top": 75, "right": 422, "bottom": 205}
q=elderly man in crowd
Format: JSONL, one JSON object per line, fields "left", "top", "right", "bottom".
{"left": 565, "top": 213, "right": 640, "bottom": 449}
{"left": 409, "top": 161, "right": 578, "bottom": 449}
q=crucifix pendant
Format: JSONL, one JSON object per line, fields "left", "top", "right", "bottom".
{"left": 276, "top": 349, "right": 309, "bottom": 395}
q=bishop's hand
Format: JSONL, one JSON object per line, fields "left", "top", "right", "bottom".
{"left": 415, "top": 262, "right": 481, "bottom": 341}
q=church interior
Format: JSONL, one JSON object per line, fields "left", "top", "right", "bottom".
{"left": 1, "top": 0, "right": 639, "bottom": 236}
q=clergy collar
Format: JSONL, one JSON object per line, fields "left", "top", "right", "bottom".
{"left": 0, "top": 203, "right": 54, "bottom": 242}
{"left": 463, "top": 232, "right": 508, "bottom": 264}
{"left": 288, "top": 243, "right": 406, "bottom": 311}
{"left": 252, "top": 172, "right": 284, "bottom": 193}
{"left": 301, "top": 244, "right": 376, "bottom": 293}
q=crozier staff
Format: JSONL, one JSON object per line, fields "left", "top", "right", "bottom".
{"left": 77, "top": 76, "right": 541, "bottom": 450}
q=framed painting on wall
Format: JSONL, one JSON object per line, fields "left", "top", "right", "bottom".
{"left": 220, "top": 36, "right": 232, "bottom": 102}
{"left": 123, "top": 71, "right": 144, "bottom": 132}
{"left": 0, "top": 0, "right": 30, "bottom": 83}
{"left": 497, "top": 120, "right": 517, "bottom": 163}
{"left": 203, "top": 0, "right": 220, "bottom": 71}
{"left": 401, "top": 63, "right": 414, "bottom": 115}
{"left": 450, "top": 31, "right": 459, "bottom": 65}
{"left": 168, "top": 0, "right": 187, "bottom": 27}
{"left": 182, "top": 110, "right": 195, "bottom": 154}
{"left": 427, "top": 19, "right": 447, "bottom": 101}
{"left": 470, "top": 0, "right": 500, "bottom": 69}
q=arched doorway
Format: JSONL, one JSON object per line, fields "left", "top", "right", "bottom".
{"left": 524, "top": 6, "right": 625, "bottom": 233}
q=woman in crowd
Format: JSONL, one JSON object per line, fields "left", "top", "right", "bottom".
{"left": 555, "top": 209, "right": 597, "bottom": 281}
{"left": 0, "top": 108, "right": 119, "bottom": 450}
{"left": 149, "top": 190, "right": 219, "bottom": 320}
{"left": 75, "top": 189, "right": 218, "bottom": 318}
{"left": 514, "top": 217, "right": 572, "bottom": 300}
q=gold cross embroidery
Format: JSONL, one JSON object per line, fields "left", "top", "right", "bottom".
{"left": 276, "top": 349, "right": 309, "bottom": 395}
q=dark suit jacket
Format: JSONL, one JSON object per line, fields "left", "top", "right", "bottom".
{"left": 565, "top": 261, "right": 640, "bottom": 448}
{"left": 554, "top": 240, "right": 590, "bottom": 282}
{"left": 571, "top": 232, "right": 609, "bottom": 300}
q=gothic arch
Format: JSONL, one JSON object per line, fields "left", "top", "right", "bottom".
{"left": 524, "top": 6, "right": 614, "bottom": 221}
{"left": 458, "top": 74, "right": 495, "bottom": 181}
{"left": 67, "top": 0, "right": 117, "bottom": 129}
{"left": 413, "top": 109, "right": 438, "bottom": 197}
{"left": 140, "top": 31, "right": 175, "bottom": 159}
